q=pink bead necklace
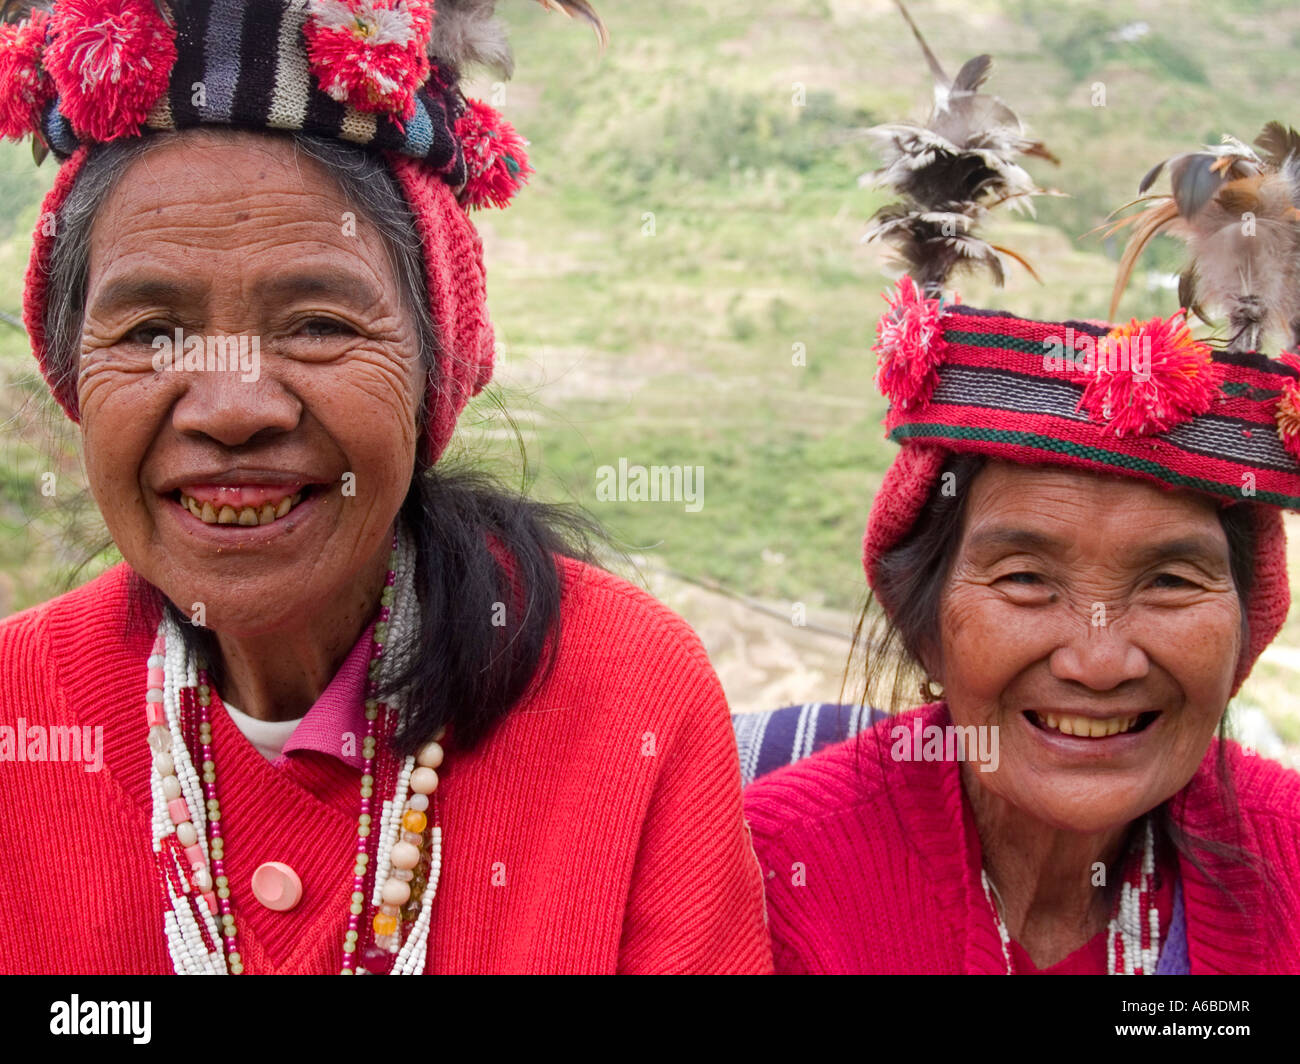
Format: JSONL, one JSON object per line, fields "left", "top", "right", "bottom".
{"left": 146, "top": 529, "right": 445, "bottom": 974}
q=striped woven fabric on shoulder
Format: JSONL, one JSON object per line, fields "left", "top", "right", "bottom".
{"left": 885, "top": 304, "right": 1300, "bottom": 509}
{"left": 732, "top": 703, "right": 886, "bottom": 788}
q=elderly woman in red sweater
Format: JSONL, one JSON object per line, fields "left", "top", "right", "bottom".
{"left": 0, "top": 0, "right": 770, "bottom": 975}
{"left": 746, "top": 10, "right": 1300, "bottom": 972}
{"left": 746, "top": 290, "right": 1300, "bottom": 974}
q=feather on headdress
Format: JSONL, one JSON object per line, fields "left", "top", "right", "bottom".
{"left": 1104, "top": 121, "right": 1300, "bottom": 353}
{"left": 429, "top": 0, "right": 606, "bottom": 80}
{"left": 861, "top": 0, "right": 1057, "bottom": 297}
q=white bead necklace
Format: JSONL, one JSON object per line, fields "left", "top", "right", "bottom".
{"left": 146, "top": 526, "right": 444, "bottom": 974}
{"left": 981, "top": 817, "right": 1161, "bottom": 975}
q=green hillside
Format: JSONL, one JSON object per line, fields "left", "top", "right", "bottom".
{"left": 2, "top": 1, "right": 1298, "bottom": 731}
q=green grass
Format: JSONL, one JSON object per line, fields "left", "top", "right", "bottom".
{"left": 3, "top": 0, "right": 1300, "bottom": 665}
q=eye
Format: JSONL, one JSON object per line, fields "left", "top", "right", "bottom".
{"left": 999, "top": 571, "right": 1043, "bottom": 585}
{"left": 1150, "top": 572, "right": 1196, "bottom": 590}
{"left": 297, "top": 317, "right": 354, "bottom": 338}
{"left": 123, "top": 321, "right": 174, "bottom": 346}
{"left": 990, "top": 569, "right": 1057, "bottom": 605}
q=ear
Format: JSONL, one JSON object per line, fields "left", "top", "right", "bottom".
{"left": 914, "top": 636, "right": 943, "bottom": 688}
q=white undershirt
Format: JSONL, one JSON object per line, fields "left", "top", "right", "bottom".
{"left": 221, "top": 700, "right": 304, "bottom": 761}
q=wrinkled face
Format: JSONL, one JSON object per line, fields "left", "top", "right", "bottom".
{"left": 937, "top": 462, "right": 1243, "bottom": 834}
{"left": 79, "top": 131, "right": 423, "bottom": 636}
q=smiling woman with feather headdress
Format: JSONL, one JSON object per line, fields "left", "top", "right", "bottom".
{"left": 0, "top": 0, "right": 772, "bottom": 975}
{"left": 744, "top": 1, "right": 1300, "bottom": 975}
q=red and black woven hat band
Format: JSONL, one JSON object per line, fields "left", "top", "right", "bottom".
{"left": 872, "top": 277, "right": 1300, "bottom": 511}
{"left": 863, "top": 278, "right": 1300, "bottom": 696}
{"left": 35, "top": 0, "right": 466, "bottom": 185}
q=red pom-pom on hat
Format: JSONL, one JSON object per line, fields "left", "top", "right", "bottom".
{"left": 44, "top": 0, "right": 177, "bottom": 142}
{"left": 872, "top": 275, "right": 949, "bottom": 411}
{"left": 454, "top": 98, "right": 532, "bottom": 210}
{"left": 1276, "top": 351, "right": 1300, "bottom": 462}
{"left": 1071, "top": 311, "right": 1222, "bottom": 437}
{"left": 0, "top": 10, "right": 54, "bottom": 140}
{"left": 304, "top": 0, "right": 432, "bottom": 119}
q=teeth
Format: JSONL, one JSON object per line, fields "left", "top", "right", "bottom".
{"left": 1034, "top": 711, "right": 1141, "bottom": 738}
{"left": 180, "top": 491, "right": 306, "bottom": 527}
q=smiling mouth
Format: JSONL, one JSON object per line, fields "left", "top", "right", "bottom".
{"left": 1026, "top": 710, "right": 1159, "bottom": 738}
{"left": 174, "top": 485, "right": 319, "bottom": 526}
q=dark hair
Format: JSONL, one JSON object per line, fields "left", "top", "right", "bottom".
{"left": 848, "top": 451, "right": 1264, "bottom": 901}
{"left": 53, "top": 128, "right": 602, "bottom": 755}
{"left": 851, "top": 452, "right": 1257, "bottom": 711}
{"left": 143, "top": 459, "right": 599, "bottom": 755}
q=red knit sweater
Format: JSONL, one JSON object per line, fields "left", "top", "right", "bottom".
{"left": 0, "top": 561, "right": 773, "bottom": 975}
{"left": 745, "top": 702, "right": 1300, "bottom": 974}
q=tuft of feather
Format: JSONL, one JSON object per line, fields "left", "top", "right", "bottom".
{"left": 861, "top": 0, "right": 1057, "bottom": 297}
{"left": 429, "top": 0, "right": 606, "bottom": 80}
{"left": 429, "top": 0, "right": 512, "bottom": 78}
{"left": 1106, "top": 123, "right": 1300, "bottom": 352}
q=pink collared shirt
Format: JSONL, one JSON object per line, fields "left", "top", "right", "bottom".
{"left": 222, "top": 621, "right": 373, "bottom": 770}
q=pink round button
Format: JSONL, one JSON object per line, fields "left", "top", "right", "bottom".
{"left": 251, "top": 861, "right": 302, "bottom": 912}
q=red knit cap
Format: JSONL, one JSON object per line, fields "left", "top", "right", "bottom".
{"left": 389, "top": 154, "right": 494, "bottom": 460}
{"left": 5, "top": 0, "right": 606, "bottom": 464}
{"left": 862, "top": 281, "right": 1299, "bottom": 695}
{"left": 21, "top": 143, "right": 493, "bottom": 463}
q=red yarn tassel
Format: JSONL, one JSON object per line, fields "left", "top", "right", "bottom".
{"left": 44, "top": 0, "right": 177, "bottom": 141}
{"left": 455, "top": 98, "right": 533, "bottom": 210}
{"left": 0, "top": 10, "right": 53, "bottom": 141}
{"left": 1277, "top": 352, "right": 1300, "bottom": 461}
{"left": 1072, "top": 311, "right": 1222, "bottom": 437}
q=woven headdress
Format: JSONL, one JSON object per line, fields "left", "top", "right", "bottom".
{"left": 1, "top": 0, "right": 605, "bottom": 460}
{"left": 861, "top": 3, "right": 1298, "bottom": 693}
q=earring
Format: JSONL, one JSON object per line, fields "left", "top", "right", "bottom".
{"left": 919, "top": 678, "right": 944, "bottom": 702}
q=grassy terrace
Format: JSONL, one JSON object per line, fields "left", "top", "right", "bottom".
{"left": 1, "top": 1, "right": 1297, "bottom": 750}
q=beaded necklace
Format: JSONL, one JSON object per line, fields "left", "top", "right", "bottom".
{"left": 980, "top": 817, "right": 1162, "bottom": 975}
{"left": 146, "top": 528, "right": 444, "bottom": 974}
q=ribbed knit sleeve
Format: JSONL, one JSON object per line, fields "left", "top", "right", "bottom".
{"left": 615, "top": 644, "right": 773, "bottom": 974}
{"left": 1178, "top": 741, "right": 1300, "bottom": 973}
{"left": 0, "top": 570, "right": 171, "bottom": 973}
{"left": 744, "top": 744, "right": 902, "bottom": 975}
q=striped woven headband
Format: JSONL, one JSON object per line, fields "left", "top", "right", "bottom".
{"left": 0, "top": 0, "right": 538, "bottom": 210}
{"left": 873, "top": 276, "right": 1300, "bottom": 510}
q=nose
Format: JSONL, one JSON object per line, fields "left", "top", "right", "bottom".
{"left": 171, "top": 358, "right": 301, "bottom": 448}
{"left": 1049, "top": 617, "right": 1150, "bottom": 691}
